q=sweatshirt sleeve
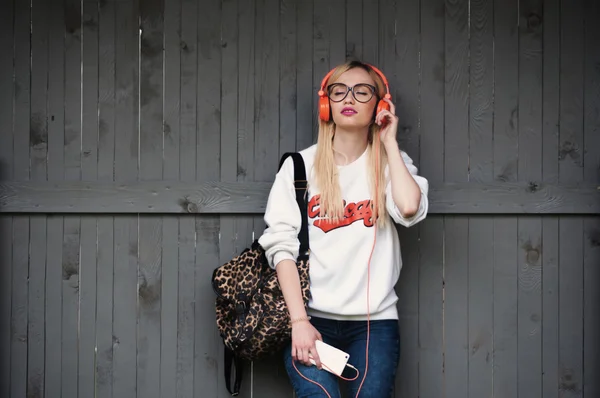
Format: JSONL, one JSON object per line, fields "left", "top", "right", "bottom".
{"left": 385, "top": 150, "right": 429, "bottom": 227}
{"left": 257, "top": 156, "right": 302, "bottom": 269}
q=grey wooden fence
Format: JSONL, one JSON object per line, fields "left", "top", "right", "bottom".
{"left": 0, "top": 0, "right": 599, "bottom": 397}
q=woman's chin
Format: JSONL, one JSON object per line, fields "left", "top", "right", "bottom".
{"left": 332, "top": 117, "right": 371, "bottom": 132}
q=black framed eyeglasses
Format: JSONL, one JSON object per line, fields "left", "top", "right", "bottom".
{"left": 326, "top": 83, "right": 377, "bottom": 103}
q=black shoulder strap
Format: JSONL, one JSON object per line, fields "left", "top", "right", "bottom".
{"left": 278, "top": 152, "right": 309, "bottom": 257}
{"left": 224, "top": 347, "right": 242, "bottom": 396}
{"left": 223, "top": 153, "right": 310, "bottom": 397}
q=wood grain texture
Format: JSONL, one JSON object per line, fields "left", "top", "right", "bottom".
{"left": 583, "top": 1, "right": 600, "bottom": 397}
{"left": 161, "top": 0, "right": 181, "bottom": 396}
{"left": 492, "top": 1, "right": 519, "bottom": 396}
{"left": 96, "top": 2, "right": 117, "bottom": 397}
{"left": 29, "top": 1, "right": 50, "bottom": 397}
{"left": 517, "top": 1, "right": 544, "bottom": 396}
{"left": 417, "top": 0, "right": 444, "bottom": 395}
{"left": 559, "top": 1, "right": 585, "bottom": 397}
{"left": 137, "top": 0, "right": 165, "bottom": 396}
{"left": 79, "top": 4, "right": 100, "bottom": 398}
{"left": 45, "top": 2, "right": 66, "bottom": 397}
{"left": 176, "top": 0, "right": 197, "bottom": 396}
{"left": 11, "top": 1, "right": 31, "bottom": 397}
{"left": 2, "top": 180, "right": 598, "bottom": 214}
{"left": 112, "top": 1, "right": 139, "bottom": 397}
{"left": 0, "top": 0, "right": 12, "bottom": 383}
{"left": 467, "top": 0, "right": 494, "bottom": 395}
{"left": 194, "top": 0, "right": 222, "bottom": 395}
{"left": 542, "top": 1, "right": 561, "bottom": 397}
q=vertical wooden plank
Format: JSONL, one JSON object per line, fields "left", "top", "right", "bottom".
{"left": 361, "top": 0, "right": 377, "bottom": 65}
{"left": 252, "top": 0, "right": 292, "bottom": 396}
{"left": 583, "top": 0, "right": 600, "bottom": 185}
{"left": 493, "top": 218, "right": 518, "bottom": 398}
{"left": 96, "top": 1, "right": 117, "bottom": 397}
{"left": 219, "top": 0, "right": 238, "bottom": 273}
{"left": 29, "top": 0, "right": 50, "bottom": 396}
{"left": 417, "top": 0, "right": 444, "bottom": 395}
{"left": 517, "top": 1, "right": 544, "bottom": 396}
{"left": 0, "top": 210, "right": 12, "bottom": 398}
{"left": 469, "top": 0, "right": 494, "bottom": 184}
{"left": 542, "top": 0, "right": 560, "bottom": 396}
{"left": 583, "top": 217, "right": 600, "bottom": 398}
{"left": 542, "top": 216, "right": 559, "bottom": 398}
{"left": 11, "top": 218, "right": 29, "bottom": 398}
{"left": 378, "top": 0, "right": 394, "bottom": 103}
{"left": 236, "top": 0, "right": 256, "bottom": 392}
{"left": 492, "top": 0, "right": 519, "bottom": 395}
{"left": 11, "top": 0, "right": 31, "bottom": 397}
{"left": 112, "top": 0, "right": 139, "bottom": 396}
{"left": 467, "top": 1, "right": 494, "bottom": 395}
{"left": 559, "top": 0, "right": 585, "bottom": 396}
{"left": 328, "top": 0, "right": 346, "bottom": 68}
{"left": 444, "top": 0, "right": 469, "bottom": 183}
{"left": 296, "top": 0, "right": 313, "bottom": 150}
{"left": 279, "top": 0, "right": 297, "bottom": 154}
{"left": 219, "top": 0, "right": 240, "bottom": 396}
{"left": 62, "top": 0, "right": 82, "bottom": 397}
{"left": 443, "top": 216, "right": 468, "bottom": 398}
{"left": 467, "top": 216, "right": 493, "bottom": 398}
{"left": 345, "top": 0, "right": 362, "bottom": 60}
{"left": 393, "top": 0, "right": 420, "bottom": 396}
{"left": 0, "top": 1, "right": 14, "bottom": 395}
{"left": 80, "top": 3, "right": 99, "bottom": 397}
{"left": 138, "top": 0, "right": 164, "bottom": 395}
{"left": 583, "top": 1, "right": 600, "bottom": 396}
{"left": 312, "top": 0, "right": 329, "bottom": 144}
{"left": 161, "top": 0, "right": 181, "bottom": 396}
{"left": 444, "top": 0, "right": 469, "bottom": 396}
{"left": 176, "top": 0, "right": 197, "bottom": 396}
{"left": 559, "top": 218, "right": 584, "bottom": 398}
{"left": 195, "top": 0, "right": 221, "bottom": 394}
{"left": 46, "top": 1, "right": 65, "bottom": 396}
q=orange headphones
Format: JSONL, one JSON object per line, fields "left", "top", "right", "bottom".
{"left": 317, "top": 63, "right": 392, "bottom": 122}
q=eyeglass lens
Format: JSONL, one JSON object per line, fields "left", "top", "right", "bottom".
{"left": 327, "top": 83, "right": 375, "bottom": 103}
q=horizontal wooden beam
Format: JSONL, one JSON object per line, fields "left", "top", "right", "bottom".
{"left": 1, "top": 180, "right": 598, "bottom": 215}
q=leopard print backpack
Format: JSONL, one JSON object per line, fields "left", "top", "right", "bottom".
{"left": 211, "top": 152, "right": 311, "bottom": 396}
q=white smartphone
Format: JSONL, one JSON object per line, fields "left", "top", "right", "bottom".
{"left": 308, "top": 340, "right": 351, "bottom": 376}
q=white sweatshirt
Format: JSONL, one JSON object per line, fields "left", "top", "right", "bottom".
{"left": 258, "top": 144, "right": 429, "bottom": 321}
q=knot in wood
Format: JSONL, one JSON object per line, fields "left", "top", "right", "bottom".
{"left": 528, "top": 181, "right": 539, "bottom": 192}
{"left": 527, "top": 13, "right": 541, "bottom": 29}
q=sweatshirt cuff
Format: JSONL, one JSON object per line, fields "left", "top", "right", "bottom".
{"left": 273, "top": 251, "right": 295, "bottom": 268}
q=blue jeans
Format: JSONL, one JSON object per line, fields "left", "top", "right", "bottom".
{"left": 283, "top": 316, "right": 400, "bottom": 398}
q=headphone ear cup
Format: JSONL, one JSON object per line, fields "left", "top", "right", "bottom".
{"left": 376, "top": 99, "right": 390, "bottom": 116}
{"left": 319, "top": 96, "right": 330, "bottom": 121}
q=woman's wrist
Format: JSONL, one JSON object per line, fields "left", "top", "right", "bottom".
{"left": 290, "top": 315, "right": 311, "bottom": 326}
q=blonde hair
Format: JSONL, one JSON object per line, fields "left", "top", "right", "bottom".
{"left": 312, "top": 60, "right": 389, "bottom": 227}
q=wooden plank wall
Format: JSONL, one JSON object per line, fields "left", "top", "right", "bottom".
{"left": 0, "top": 0, "right": 598, "bottom": 397}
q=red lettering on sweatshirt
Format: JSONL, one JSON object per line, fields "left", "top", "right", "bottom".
{"left": 308, "top": 194, "right": 374, "bottom": 233}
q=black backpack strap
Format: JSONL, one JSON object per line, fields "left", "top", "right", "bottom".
{"left": 224, "top": 347, "right": 243, "bottom": 396}
{"left": 222, "top": 153, "right": 309, "bottom": 396}
{"left": 278, "top": 152, "right": 309, "bottom": 256}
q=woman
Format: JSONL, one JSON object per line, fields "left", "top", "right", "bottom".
{"left": 258, "top": 60, "right": 429, "bottom": 397}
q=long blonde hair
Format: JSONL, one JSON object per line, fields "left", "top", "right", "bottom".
{"left": 312, "top": 60, "right": 389, "bottom": 227}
